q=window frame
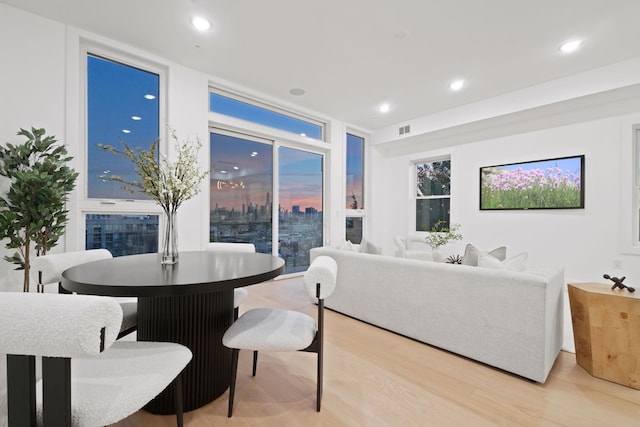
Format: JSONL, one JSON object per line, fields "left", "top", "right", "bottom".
{"left": 413, "top": 156, "right": 452, "bottom": 232}
{"left": 209, "top": 86, "right": 327, "bottom": 142}
{"left": 72, "top": 41, "right": 168, "bottom": 251}
{"left": 345, "top": 131, "right": 366, "bottom": 243}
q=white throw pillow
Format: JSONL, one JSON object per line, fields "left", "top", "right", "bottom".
{"left": 359, "top": 238, "right": 382, "bottom": 255}
{"left": 462, "top": 244, "right": 507, "bottom": 266}
{"left": 478, "top": 252, "right": 527, "bottom": 272}
{"left": 339, "top": 240, "right": 354, "bottom": 251}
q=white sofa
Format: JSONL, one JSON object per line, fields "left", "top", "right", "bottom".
{"left": 309, "top": 247, "right": 564, "bottom": 383}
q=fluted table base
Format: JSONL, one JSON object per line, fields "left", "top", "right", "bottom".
{"left": 137, "top": 291, "right": 234, "bottom": 413}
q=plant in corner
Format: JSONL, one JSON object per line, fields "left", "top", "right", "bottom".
{"left": 425, "top": 221, "right": 463, "bottom": 262}
{"left": 98, "top": 128, "right": 207, "bottom": 264}
{"left": 0, "top": 127, "right": 79, "bottom": 292}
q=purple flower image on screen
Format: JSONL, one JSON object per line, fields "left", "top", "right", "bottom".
{"left": 480, "top": 155, "right": 584, "bottom": 210}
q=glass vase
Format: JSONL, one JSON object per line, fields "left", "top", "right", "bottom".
{"left": 161, "top": 208, "right": 179, "bottom": 265}
{"left": 431, "top": 247, "right": 444, "bottom": 263}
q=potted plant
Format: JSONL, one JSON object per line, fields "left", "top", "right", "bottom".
{"left": 425, "top": 221, "right": 462, "bottom": 262}
{"left": 0, "top": 127, "right": 79, "bottom": 292}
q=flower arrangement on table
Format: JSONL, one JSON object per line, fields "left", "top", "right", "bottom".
{"left": 98, "top": 128, "right": 208, "bottom": 264}
{"left": 425, "top": 221, "right": 463, "bottom": 262}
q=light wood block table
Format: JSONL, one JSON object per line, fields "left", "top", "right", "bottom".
{"left": 568, "top": 282, "right": 640, "bottom": 389}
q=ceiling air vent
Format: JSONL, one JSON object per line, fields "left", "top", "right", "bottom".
{"left": 399, "top": 125, "right": 410, "bottom": 135}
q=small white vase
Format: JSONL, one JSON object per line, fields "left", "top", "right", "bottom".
{"left": 162, "top": 208, "right": 179, "bottom": 265}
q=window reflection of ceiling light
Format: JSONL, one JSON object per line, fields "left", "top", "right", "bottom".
{"left": 233, "top": 166, "right": 239, "bottom": 170}
{"left": 216, "top": 180, "right": 245, "bottom": 190}
{"left": 220, "top": 170, "right": 227, "bottom": 174}
{"left": 144, "top": 94, "right": 156, "bottom": 100}
{"left": 378, "top": 103, "right": 390, "bottom": 113}
{"left": 192, "top": 16, "right": 211, "bottom": 31}
{"left": 122, "top": 129, "right": 131, "bottom": 134}
{"left": 560, "top": 39, "right": 582, "bottom": 53}
{"left": 250, "top": 152, "right": 258, "bottom": 157}
{"left": 300, "top": 133, "right": 306, "bottom": 137}
{"left": 131, "top": 116, "right": 142, "bottom": 121}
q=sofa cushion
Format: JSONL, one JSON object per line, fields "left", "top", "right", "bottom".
{"left": 359, "top": 238, "right": 382, "bottom": 255}
{"left": 338, "top": 240, "right": 355, "bottom": 251}
{"left": 478, "top": 251, "right": 528, "bottom": 272}
{"left": 462, "top": 244, "right": 507, "bottom": 266}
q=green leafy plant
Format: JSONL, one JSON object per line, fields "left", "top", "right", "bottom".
{"left": 424, "top": 221, "right": 462, "bottom": 249}
{"left": 0, "top": 127, "right": 78, "bottom": 292}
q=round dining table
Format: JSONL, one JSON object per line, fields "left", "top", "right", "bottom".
{"left": 62, "top": 250, "right": 285, "bottom": 414}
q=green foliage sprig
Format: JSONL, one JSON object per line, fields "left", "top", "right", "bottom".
{"left": 425, "top": 221, "right": 463, "bottom": 249}
{"left": 0, "top": 127, "right": 78, "bottom": 292}
{"left": 98, "top": 128, "right": 208, "bottom": 215}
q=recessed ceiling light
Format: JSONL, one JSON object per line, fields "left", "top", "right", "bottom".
{"left": 122, "top": 129, "right": 131, "bottom": 134}
{"left": 289, "top": 88, "right": 305, "bottom": 96}
{"left": 144, "top": 94, "right": 156, "bottom": 100}
{"left": 378, "top": 103, "right": 391, "bottom": 113}
{"left": 449, "top": 79, "right": 465, "bottom": 91}
{"left": 192, "top": 16, "right": 211, "bottom": 31}
{"left": 300, "top": 133, "right": 306, "bottom": 137}
{"left": 560, "top": 39, "right": 582, "bottom": 54}
{"left": 131, "top": 115, "right": 142, "bottom": 121}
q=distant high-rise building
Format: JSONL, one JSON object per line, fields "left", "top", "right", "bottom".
{"left": 292, "top": 205, "right": 301, "bottom": 215}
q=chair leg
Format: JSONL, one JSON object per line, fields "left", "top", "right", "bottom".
{"left": 174, "top": 373, "right": 184, "bottom": 427}
{"left": 317, "top": 349, "right": 323, "bottom": 412}
{"left": 252, "top": 350, "right": 258, "bottom": 376}
{"left": 228, "top": 348, "right": 239, "bottom": 417}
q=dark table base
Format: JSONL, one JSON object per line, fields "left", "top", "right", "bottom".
{"left": 138, "top": 291, "right": 234, "bottom": 414}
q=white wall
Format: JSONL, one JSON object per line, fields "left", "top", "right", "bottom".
{"left": 371, "top": 115, "right": 639, "bottom": 282}
{"left": 0, "top": 4, "right": 67, "bottom": 292}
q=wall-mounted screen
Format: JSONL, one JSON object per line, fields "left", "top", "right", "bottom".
{"left": 480, "top": 155, "right": 585, "bottom": 210}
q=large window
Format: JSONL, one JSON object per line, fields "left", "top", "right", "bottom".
{"left": 415, "top": 159, "right": 451, "bottom": 231}
{"left": 346, "top": 133, "right": 365, "bottom": 243}
{"left": 82, "top": 49, "right": 164, "bottom": 256}
{"left": 209, "top": 89, "right": 324, "bottom": 141}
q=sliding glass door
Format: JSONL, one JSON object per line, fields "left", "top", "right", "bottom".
{"left": 278, "top": 146, "right": 323, "bottom": 273}
{"left": 210, "top": 131, "right": 324, "bottom": 274}
{"left": 210, "top": 132, "right": 273, "bottom": 252}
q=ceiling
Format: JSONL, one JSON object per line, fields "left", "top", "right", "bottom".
{"left": 5, "top": 0, "right": 640, "bottom": 131}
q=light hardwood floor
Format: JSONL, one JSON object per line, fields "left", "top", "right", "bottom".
{"left": 114, "top": 277, "right": 640, "bottom": 427}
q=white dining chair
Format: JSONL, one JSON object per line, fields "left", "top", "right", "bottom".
{"left": 206, "top": 242, "right": 256, "bottom": 319}
{"left": 222, "top": 255, "right": 338, "bottom": 416}
{"left": 0, "top": 292, "right": 192, "bottom": 427}
{"left": 30, "top": 249, "right": 137, "bottom": 339}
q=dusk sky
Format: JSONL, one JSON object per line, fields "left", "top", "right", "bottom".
{"left": 87, "top": 54, "right": 159, "bottom": 200}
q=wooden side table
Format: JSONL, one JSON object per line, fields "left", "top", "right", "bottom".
{"left": 568, "top": 282, "right": 640, "bottom": 389}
